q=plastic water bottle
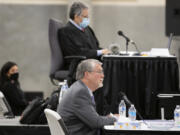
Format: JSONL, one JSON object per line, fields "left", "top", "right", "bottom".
{"left": 174, "top": 105, "right": 180, "bottom": 127}
{"left": 59, "top": 80, "right": 68, "bottom": 103}
{"left": 128, "top": 104, "right": 136, "bottom": 121}
{"left": 119, "top": 100, "right": 126, "bottom": 117}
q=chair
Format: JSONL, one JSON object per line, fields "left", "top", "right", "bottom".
{"left": 44, "top": 108, "right": 69, "bottom": 135}
{"left": 48, "top": 18, "right": 69, "bottom": 85}
{"left": 48, "top": 18, "right": 86, "bottom": 85}
{"left": 0, "top": 91, "right": 14, "bottom": 118}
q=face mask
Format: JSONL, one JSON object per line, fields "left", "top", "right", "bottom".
{"left": 80, "top": 18, "right": 89, "bottom": 29}
{"left": 10, "top": 72, "right": 19, "bottom": 81}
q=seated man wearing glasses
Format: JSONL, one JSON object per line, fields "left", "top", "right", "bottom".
{"left": 57, "top": 59, "right": 117, "bottom": 135}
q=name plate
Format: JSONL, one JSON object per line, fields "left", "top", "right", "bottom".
{"left": 114, "top": 121, "right": 141, "bottom": 130}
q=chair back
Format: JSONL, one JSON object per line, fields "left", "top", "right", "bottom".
{"left": 0, "top": 91, "right": 14, "bottom": 118}
{"left": 44, "top": 108, "right": 69, "bottom": 135}
{"left": 49, "top": 18, "right": 64, "bottom": 80}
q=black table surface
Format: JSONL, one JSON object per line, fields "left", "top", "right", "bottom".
{"left": 94, "top": 55, "right": 179, "bottom": 119}
{"left": 0, "top": 116, "right": 50, "bottom": 135}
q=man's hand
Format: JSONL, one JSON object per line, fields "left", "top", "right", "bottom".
{"left": 102, "top": 49, "right": 111, "bottom": 55}
{"left": 108, "top": 113, "right": 119, "bottom": 121}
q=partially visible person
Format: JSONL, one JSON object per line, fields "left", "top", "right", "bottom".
{"left": 58, "top": 2, "right": 110, "bottom": 60}
{"left": 0, "top": 61, "right": 28, "bottom": 116}
{"left": 57, "top": 59, "right": 117, "bottom": 135}
{"left": 58, "top": 2, "right": 110, "bottom": 85}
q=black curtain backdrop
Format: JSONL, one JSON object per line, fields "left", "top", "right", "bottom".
{"left": 95, "top": 56, "right": 179, "bottom": 119}
{"left": 103, "top": 128, "right": 180, "bottom": 135}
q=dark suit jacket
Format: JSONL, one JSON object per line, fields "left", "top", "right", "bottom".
{"left": 58, "top": 21, "right": 101, "bottom": 59}
{"left": 57, "top": 80, "right": 116, "bottom": 135}
{"left": 1, "top": 80, "right": 28, "bottom": 115}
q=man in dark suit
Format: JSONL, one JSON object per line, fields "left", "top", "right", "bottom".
{"left": 57, "top": 59, "right": 117, "bottom": 135}
{"left": 58, "top": 2, "right": 110, "bottom": 60}
{"left": 58, "top": 2, "right": 110, "bottom": 86}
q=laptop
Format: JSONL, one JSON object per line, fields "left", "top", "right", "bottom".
{"left": 150, "top": 33, "right": 174, "bottom": 57}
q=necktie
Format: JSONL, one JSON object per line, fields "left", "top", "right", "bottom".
{"left": 91, "top": 95, "right": 95, "bottom": 104}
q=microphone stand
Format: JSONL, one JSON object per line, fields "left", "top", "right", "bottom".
{"left": 120, "top": 39, "right": 130, "bottom": 56}
{"left": 136, "top": 109, "right": 144, "bottom": 120}
{"left": 121, "top": 93, "right": 144, "bottom": 120}
{"left": 125, "top": 39, "right": 129, "bottom": 55}
{"left": 120, "top": 38, "right": 130, "bottom": 56}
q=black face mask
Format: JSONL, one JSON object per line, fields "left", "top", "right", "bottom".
{"left": 10, "top": 72, "right": 19, "bottom": 81}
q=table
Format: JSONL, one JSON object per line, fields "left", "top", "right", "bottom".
{"left": 103, "top": 120, "right": 180, "bottom": 135}
{"left": 95, "top": 55, "right": 179, "bottom": 119}
{"left": 0, "top": 116, "right": 50, "bottom": 135}
{"left": 157, "top": 94, "right": 180, "bottom": 119}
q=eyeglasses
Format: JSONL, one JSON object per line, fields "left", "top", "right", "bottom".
{"left": 90, "top": 70, "right": 104, "bottom": 74}
{"left": 80, "top": 14, "right": 89, "bottom": 18}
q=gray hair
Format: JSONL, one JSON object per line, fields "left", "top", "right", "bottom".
{"left": 69, "top": 2, "right": 88, "bottom": 20}
{"left": 76, "top": 59, "right": 102, "bottom": 80}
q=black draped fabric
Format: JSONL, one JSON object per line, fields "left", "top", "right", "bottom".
{"left": 0, "top": 125, "right": 50, "bottom": 135}
{"left": 103, "top": 128, "right": 180, "bottom": 135}
{"left": 98, "top": 56, "right": 179, "bottom": 119}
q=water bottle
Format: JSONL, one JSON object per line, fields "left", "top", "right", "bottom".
{"left": 119, "top": 100, "right": 126, "bottom": 117}
{"left": 128, "top": 104, "right": 136, "bottom": 121}
{"left": 174, "top": 105, "right": 180, "bottom": 127}
{"left": 59, "top": 80, "right": 68, "bottom": 103}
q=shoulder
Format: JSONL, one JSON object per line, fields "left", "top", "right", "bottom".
{"left": 70, "top": 81, "right": 87, "bottom": 92}
{"left": 61, "top": 22, "right": 75, "bottom": 31}
{"left": 1, "top": 81, "right": 15, "bottom": 94}
{"left": 2, "top": 81, "right": 13, "bottom": 89}
{"left": 68, "top": 81, "right": 92, "bottom": 106}
{"left": 86, "top": 26, "right": 94, "bottom": 33}
{"left": 60, "top": 22, "right": 80, "bottom": 35}
{"left": 69, "top": 80, "right": 89, "bottom": 96}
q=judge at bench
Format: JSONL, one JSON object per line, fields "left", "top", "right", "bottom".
{"left": 58, "top": 2, "right": 110, "bottom": 60}
{"left": 57, "top": 59, "right": 117, "bottom": 135}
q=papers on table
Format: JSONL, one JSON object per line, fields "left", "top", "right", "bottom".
{"left": 105, "top": 120, "right": 180, "bottom": 131}
{"left": 149, "top": 48, "right": 171, "bottom": 57}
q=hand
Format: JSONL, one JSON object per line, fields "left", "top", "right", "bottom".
{"left": 108, "top": 113, "right": 119, "bottom": 120}
{"left": 102, "top": 49, "right": 111, "bottom": 55}
{"left": 113, "top": 114, "right": 119, "bottom": 117}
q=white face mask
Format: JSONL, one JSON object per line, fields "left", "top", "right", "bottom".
{"left": 80, "top": 18, "right": 90, "bottom": 28}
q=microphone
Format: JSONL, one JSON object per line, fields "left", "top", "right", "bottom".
{"left": 109, "top": 43, "right": 120, "bottom": 54}
{"left": 119, "top": 92, "right": 132, "bottom": 107}
{"left": 118, "top": 31, "right": 141, "bottom": 55}
{"left": 119, "top": 91, "right": 144, "bottom": 120}
{"left": 117, "top": 31, "right": 135, "bottom": 44}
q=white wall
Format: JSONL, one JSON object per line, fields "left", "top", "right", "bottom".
{"left": 0, "top": 2, "right": 179, "bottom": 97}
